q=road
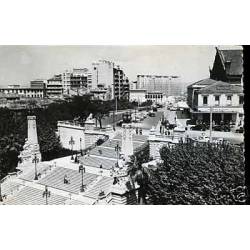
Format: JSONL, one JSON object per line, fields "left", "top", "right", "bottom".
{"left": 140, "top": 111, "right": 163, "bottom": 130}
{"left": 164, "top": 107, "right": 244, "bottom": 144}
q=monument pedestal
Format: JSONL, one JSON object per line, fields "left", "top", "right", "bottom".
{"left": 18, "top": 116, "right": 41, "bottom": 167}
{"left": 121, "top": 123, "right": 134, "bottom": 159}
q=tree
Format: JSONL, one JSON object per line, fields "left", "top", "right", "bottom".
{"left": 0, "top": 134, "right": 23, "bottom": 177}
{"left": 127, "top": 144, "right": 151, "bottom": 204}
{"left": 91, "top": 100, "right": 110, "bottom": 128}
{"left": 147, "top": 141, "right": 246, "bottom": 205}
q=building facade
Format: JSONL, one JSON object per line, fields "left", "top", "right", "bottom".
{"left": 188, "top": 80, "right": 243, "bottom": 125}
{"left": 30, "top": 79, "right": 47, "bottom": 89}
{"left": 136, "top": 75, "right": 183, "bottom": 96}
{"left": 46, "top": 74, "right": 63, "bottom": 98}
{"left": 129, "top": 89, "right": 166, "bottom": 105}
{"left": 129, "top": 89, "right": 147, "bottom": 103}
{"left": 0, "top": 87, "right": 44, "bottom": 98}
{"left": 91, "top": 60, "right": 130, "bottom": 100}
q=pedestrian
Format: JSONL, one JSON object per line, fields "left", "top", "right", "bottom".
{"left": 140, "top": 128, "right": 142, "bottom": 135}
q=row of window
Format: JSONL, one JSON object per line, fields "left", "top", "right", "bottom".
{"left": 146, "top": 94, "right": 163, "bottom": 99}
{"left": 203, "top": 95, "right": 244, "bottom": 105}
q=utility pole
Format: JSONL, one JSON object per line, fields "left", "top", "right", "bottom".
{"left": 209, "top": 106, "right": 213, "bottom": 142}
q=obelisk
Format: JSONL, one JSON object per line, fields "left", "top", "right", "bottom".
{"left": 121, "top": 112, "right": 133, "bottom": 158}
{"left": 18, "top": 116, "right": 42, "bottom": 165}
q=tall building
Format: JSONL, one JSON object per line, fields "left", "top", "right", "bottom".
{"left": 62, "top": 70, "right": 71, "bottom": 93}
{"left": 70, "top": 68, "right": 88, "bottom": 89}
{"left": 30, "top": 79, "right": 47, "bottom": 89}
{"left": 91, "top": 60, "right": 130, "bottom": 100}
{"left": 210, "top": 46, "right": 243, "bottom": 85}
{"left": 46, "top": 74, "right": 63, "bottom": 98}
{"left": 113, "top": 66, "right": 129, "bottom": 100}
{"left": 136, "top": 75, "right": 183, "bottom": 96}
{"left": 91, "top": 60, "right": 114, "bottom": 90}
{"left": 62, "top": 68, "right": 89, "bottom": 94}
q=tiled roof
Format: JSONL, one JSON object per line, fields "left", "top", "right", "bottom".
{"left": 198, "top": 81, "right": 243, "bottom": 95}
{"left": 187, "top": 78, "right": 218, "bottom": 88}
{"left": 218, "top": 49, "right": 243, "bottom": 76}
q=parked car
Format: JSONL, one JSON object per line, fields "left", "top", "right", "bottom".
{"left": 170, "top": 107, "right": 177, "bottom": 111}
{"left": 149, "top": 112, "right": 156, "bottom": 117}
{"left": 235, "top": 126, "right": 244, "bottom": 133}
{"left": 186, "top": 119, "right": 196, "bottom": 126}
{"left": 168, "top": 124, "right": 177, "bottom": 130}
{"left": 190, "top": 124, "right": 207, "bottom": 131}
{"left": 213, "top": 125, "right": 231, "bottom": 132}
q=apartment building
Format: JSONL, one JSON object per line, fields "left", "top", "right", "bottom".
{"left": 0, "top": 87, "right": 44, "bottom": 98}
{"left": 91, "top": 60, "right": 130, "bottom": 100}
{"left": 46, "top": 74, "right": 63, "bottom": 98}
{"left": 136, "top": 75, "right": 183, "bottom": 96}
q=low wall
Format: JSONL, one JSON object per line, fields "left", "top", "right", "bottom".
{"left": 57, "top": 122, "right": 110, "bottom": 151}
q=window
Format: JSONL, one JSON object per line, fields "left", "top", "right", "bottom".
{"left": 239, "top": 95, "right": 244, "bottom": 105}
{"left": 203, "top": 96, "right": 208, "bottom": 105}
{"left": 214, "top": 95, "right": 220, "bottom": 106}
{"left": 226, "top": 95, "right": 232, "bottom": 106}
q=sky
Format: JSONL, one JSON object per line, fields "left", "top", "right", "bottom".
{"left": 0, "top": 45, "right": 218, "bottom": 87}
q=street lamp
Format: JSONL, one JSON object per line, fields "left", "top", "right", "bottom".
{"left": 115, "top": 143, "right": 121, "bottom": 167}
{"left": 80, "top": 138, "right": 83, "bottom": 156}
{"left": 32, "top": 153, "right": 39, "bottom": 180}
{"left": 42, "top": 185, "right": 51, "bottom": 205}
{"left": 79, "top": 165, "right": 86, "bottom": 192}
{"left": 69, "top": 136, "right": 75, "bottom": 160}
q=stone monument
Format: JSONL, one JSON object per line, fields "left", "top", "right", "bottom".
{"left": 121, "top": 112, "right": 133, "bottom": 158}
{"left": 85, "top": 113, "right": 95, "bottom": 130}
{"left": 18, "top": 116, "right": 42, "bottom": 165}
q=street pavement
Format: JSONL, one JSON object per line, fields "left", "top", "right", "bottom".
{"left": 140, "top": 111, "right": 163, "bottom": 130}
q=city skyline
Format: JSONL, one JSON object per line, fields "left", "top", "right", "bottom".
{"left": 0, "top": 45, "right": 221, "bottom": 87}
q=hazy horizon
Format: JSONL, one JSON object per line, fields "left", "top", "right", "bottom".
{"left": 0, "top": 45, "right": 219, "bottom": 87}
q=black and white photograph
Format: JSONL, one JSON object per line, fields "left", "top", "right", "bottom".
{"left": 0, "top": 45, "right": 245, "bottom": 205}
{"left": 0, "top": 1, "right": 249, "bottom": 250}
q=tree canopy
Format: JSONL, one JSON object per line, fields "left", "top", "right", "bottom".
{"left": 147, "top": 142, "right": 245, "bottom": 205}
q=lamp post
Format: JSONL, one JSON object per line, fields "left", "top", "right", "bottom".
{"left": 115, "top": 143, "right": 121, "bottom": 167}
{"left": 80, "top": 138, "right": 83, "bottom": 156}
{"left": 32, "top": 153, "right": 39, "bottom": 180}
{"left": 79, "top": 165, "right": 86, "bottom": 192}
{"left": 42, "top": 185, "right": 51, "bottom": 205}
{"left": 69, "top": 136, "right": 75, "bottom": 160}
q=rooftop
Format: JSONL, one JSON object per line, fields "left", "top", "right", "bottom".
{"left": 198, "top": 81, "right": 243, "bottom": 95}
{"left": 187, "top": 78, "right": 218, "bottom": 88}
{"left": 217, "top": 47, "right": 243, "bottom": 76}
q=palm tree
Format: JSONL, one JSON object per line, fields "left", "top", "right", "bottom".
{"left": 127, "top": 156, "right": 151, "bottom": 205}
